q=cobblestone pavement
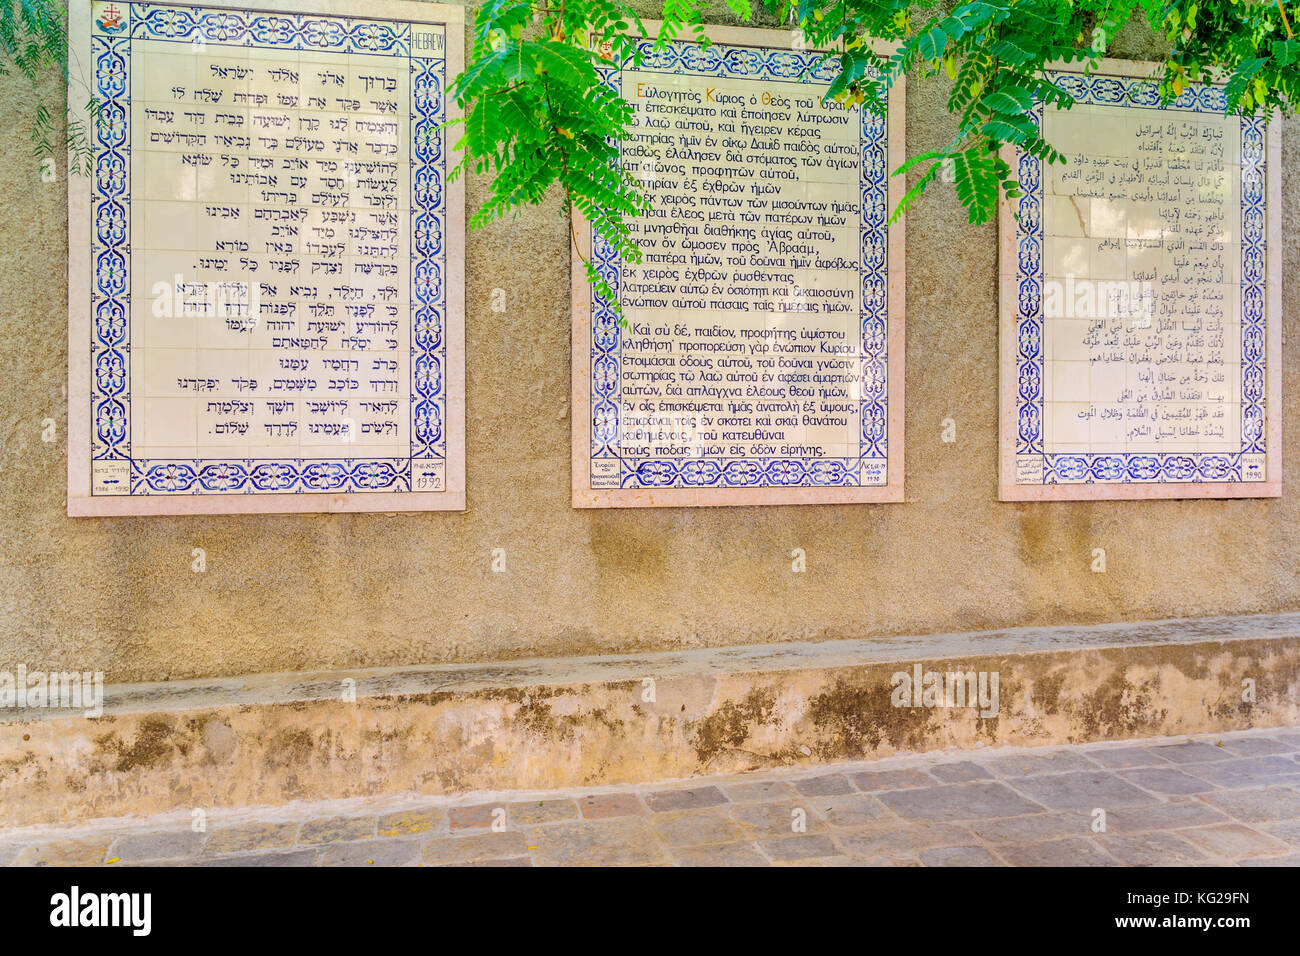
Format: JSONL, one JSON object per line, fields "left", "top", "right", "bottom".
{"left": 5, "top": 728, "right": 1300, "bottom": 867}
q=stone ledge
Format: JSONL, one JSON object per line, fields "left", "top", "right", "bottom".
{"left": 2, "top": 612, "right": 1299, "bottom": 827}
{"left": 7, "top": 610, "right": 1300, "bottom": 722}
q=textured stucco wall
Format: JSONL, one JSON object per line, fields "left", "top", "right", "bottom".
{"left": 0, "top": 7, "right": 1296, "bottom": 683}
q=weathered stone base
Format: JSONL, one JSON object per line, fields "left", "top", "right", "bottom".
{"left": 3, "top": 613, "right": 1299, "bottom": 828}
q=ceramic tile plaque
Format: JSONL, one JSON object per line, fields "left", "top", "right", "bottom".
{"left": 68, "top": 0, "right": 464, "bottom": 515}
{"left": 572, "top": 25, "right": 905, "bottom": 508}
{"left": 999, "top": 58, "right": 1281, "bottom": 501}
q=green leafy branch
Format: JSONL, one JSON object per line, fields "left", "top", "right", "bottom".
{"left": 2, "top": 0, "right": 97, "bottom": 176}
{"left": 449, "top": 0, "right": 1300, "bottom": 289}
{"left": 8, "top": 0, "right": 1300, "bottom": 294}
{"left": 448, "top": 0, "right": 753, "bottom": 316}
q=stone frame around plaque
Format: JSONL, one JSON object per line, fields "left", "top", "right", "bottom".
{"left": 67, "top": 0, "right": 465, "bottom": 515}
{"left": 998, "top": 56, "right": 1282, "bottom": 502}
{"left": 571, "top": 23, "right": 906, "bottom": 508}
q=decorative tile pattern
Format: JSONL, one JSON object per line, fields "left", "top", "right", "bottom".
{"left": 574, "top": 26, "right": 905, "bottom": 507}
{"left": 73, "top": 0, "right": 463, "bottom": 512}
{"left": 1004, "top": 65, "right": 1277, "bottom": 497}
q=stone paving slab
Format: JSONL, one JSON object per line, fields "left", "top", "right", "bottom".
{"left": 4, "top": 728, "right": 1300, "bottom": 867}
{"left": 1099, "top": 832, "right": 1209, "bottom": 866}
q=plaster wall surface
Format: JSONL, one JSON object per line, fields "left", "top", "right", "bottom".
{"left": 0, "top": 6, "right": 1294, "bottom": 683}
